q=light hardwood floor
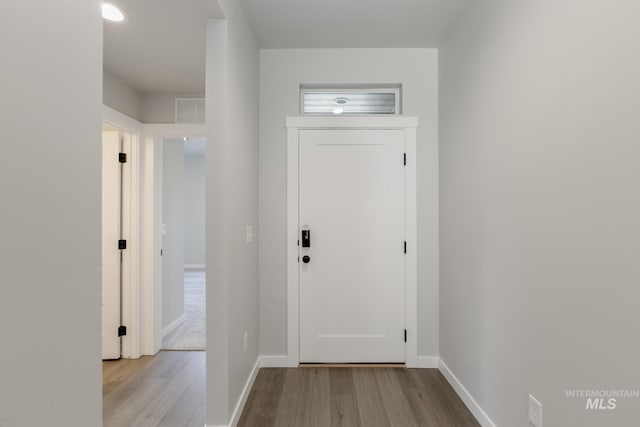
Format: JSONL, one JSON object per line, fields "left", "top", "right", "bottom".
{"left": 103, "top": 351, "right": 205, "bottom": 427}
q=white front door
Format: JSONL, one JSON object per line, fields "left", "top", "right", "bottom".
{"left": 102, "top": 130, "right": 121, "bottom": 360}
{"left": 299, "top": 129, "right": 406, "bottom": 363}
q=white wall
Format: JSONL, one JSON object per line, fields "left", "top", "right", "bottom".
{"left": 103, "top": 67, "right": 143, "bottom": 121}
{"left": 439, "top": 1, "right": 640, "bottom": 426}
{"left": 162, "top": 139, "right": 185, "bottom": 329}
{"left": 0, "top": 1, "right": 102, "bottom": 426}
{"left": 206, "top": 0, "right": 260, "bottom": 424}
{"left": 184, "top": 154, "right": 206, "bottom": 266}
{"left": 104, "top": 74, "right": 204, "bottom": 124}
{"left": 142, "top": 93, "right": 204, "bottom": 124}
{"left": 258, "top": 49, "right": 439, "bottom": 358}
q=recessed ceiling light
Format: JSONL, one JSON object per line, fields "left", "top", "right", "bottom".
{"left": 102, "top": 3, "right": 124, "bottom": 22}
{"left": 183, "top": 137, "right": 190, "bottom": 141}
{"left": 333, "top": 107, "right": 344, "bottom": 115}
{"left": 335, "top": 97, "right": 349, "bottom": 105}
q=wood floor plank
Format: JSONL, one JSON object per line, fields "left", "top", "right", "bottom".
{"left": 300, "top": 368, "right": 331, "bottom": 427}
{"left": 373, "top": 368, "right": 420, "bottom": 427}
{"left": 329, "top": 368, "right": 360, "bottom": 427}
{"left": 416, "top": 369, "right": 481, "bottom": 427}
{"left": 397, "top": 368, "right": 447, "bottom": 426}
{"left": 130, "top": 353, "right": 202, "bottom": 426}
{"left": 269, "top": 368, "right": 332, "bottom": 427}
{"left": 352, "top": 368, "right": 392, "bottom": 427}
{"left": 237, "top": 368, "right": 286, "bottom": 427}
{"left": 103, "top": 355, "right": 154, "bottom": 397}
{"left": 104, "top": 378, "right": 167, "bottom": 427}
{"left": 238, "top": 367, "right": 481, "bottom": 427}
{"left": 105, "top": 356, "right": 480, "bottom": 427}
{"left": 271, "top": 369, "right": 307, "bottom": 427}
{"left": 103, "top": 351, "right": 206, "bottom": 427}
{"left": 331, "top": 394, "right": 361, "bottom": 427}
{"left": 329, "top": 369, "right": 360, "bottom": 427}
{"left": 185, "top": 399, "right": 206, "bottom": 427}
{"left": 158, "top": 371, "right": 206, "bottom": 427}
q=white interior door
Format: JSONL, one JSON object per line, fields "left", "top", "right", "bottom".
{"left": 299, "top": 129, "right": 406, "bottom": 363}
{"left": 102, "top": 130, "right": 121, "bottom": 360}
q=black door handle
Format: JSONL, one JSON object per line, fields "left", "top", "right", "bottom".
{"left": 302, "top": 255, "right": 311, "bottom": 264}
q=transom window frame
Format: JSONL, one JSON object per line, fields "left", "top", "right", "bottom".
{"left": 299, "top": 84, "right": 402, "bottom": 116}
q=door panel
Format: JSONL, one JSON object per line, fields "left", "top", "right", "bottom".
{"left": 299, "top": 129, "right": 405, "bottom": 363}
{"left": 102, "top": 131, "right": 121, "bottom": 360}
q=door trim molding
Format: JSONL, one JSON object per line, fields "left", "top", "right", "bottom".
{"left": 103, "top": 105, "right": 143, "bottom": 359}
{"left": 285, "top": 116, "right": 419, "bottom": 367}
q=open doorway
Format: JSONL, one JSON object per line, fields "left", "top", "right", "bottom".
{"left": 160, "top": 137, "right": 206, "bottom": 351}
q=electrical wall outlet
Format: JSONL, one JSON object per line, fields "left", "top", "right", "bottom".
{"left": 245, "top": 225, "right": 253, "bottom": 244}
{"left": 529, "top": 394, "right": 542, "bottom": 427}
{"left": 243, "top": 331, "right": 248, "bottom": 354}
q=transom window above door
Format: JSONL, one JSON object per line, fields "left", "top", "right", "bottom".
{"left": 300, "top": 85, "right": 401, "bottom": 115}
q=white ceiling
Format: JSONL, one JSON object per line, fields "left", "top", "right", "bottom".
{"left": 103, "top": 0, "right": 223, "bottom": 94}
{"left": 103, "top": 0, "right": 469, "bottom": 94}
{"left": 239, "top": 0, "right": 470, "bottom": 48}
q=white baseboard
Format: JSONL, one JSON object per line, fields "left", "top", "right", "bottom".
{"left": 438, "top": 358, "right": 497, "bottom": 427}
{"left": 185, "top": 264, "right": 206, "bottom": 270}
{"left": 259, "top": 355, "right": 289, "bottom": 368}
{"left": 161, "top": 314, "right": 186, "bottom": 338}
{"left": 228, "top": 357, "right": 261, "bottom": 427}
{"left": 205, "top": 356, "right": 281, "bottom": 427}
{"left": 410, "top": 355, "right": 439, "bottom": 368}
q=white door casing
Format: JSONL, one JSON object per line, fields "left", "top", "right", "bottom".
{"left": 103, "top": 106, "right": 142, "bottom": 359}
{"left": 102, "top": 130, "right": 121, "bottom": 360}
{"left": 287, "top": 116, "right": 419, "bottom": 367}
{"left": 299, "top": 129, "right": 406, "bottom": 363}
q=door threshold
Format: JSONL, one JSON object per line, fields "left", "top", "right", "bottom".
{"left": 299, "top": 363, "right": 405, "bottom": 368}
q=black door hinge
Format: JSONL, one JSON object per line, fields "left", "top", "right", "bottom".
{"left": 404, "top": 241, "right": 407, "bottom": 254}
{"left": 118, "top": 239, "right": 127, "bottom": 250}
{"left": 118, "top": 326, "right": 127, "bottom": 337}
{"left": 403, "top": 153, "right": 406, "bottom": 166}
{"left": 119, "top": 153, "right": 127, "bottom": 163}
{"left": 404, "top": 329, "right": 407, "bottom": 343}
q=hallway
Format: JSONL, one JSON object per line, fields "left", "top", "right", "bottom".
{"left": 103, "top": 351, "right": 479, "bottom": 427}
{"left": 162, "top": 269, "right": 206, "bottom": 350}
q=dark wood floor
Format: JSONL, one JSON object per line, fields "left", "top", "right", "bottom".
{"left": 103, "top": 351, "right": 205, "bottom": 427}
{"left": 238, "top": 367, "right": 480, "bottom": 427}
{"left": 104, "top": 353, "right": 479, "bottom": 427}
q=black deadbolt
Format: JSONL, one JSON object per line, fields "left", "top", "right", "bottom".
{"left": 302, "top": 255, "right": 311, "bottom": 264}
{"left": 301, "top": 230, "right": 311, "bottom": 247}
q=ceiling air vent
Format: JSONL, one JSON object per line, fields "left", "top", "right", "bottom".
{"left": 175, "top": 98, "right": 205, "bottom": 124}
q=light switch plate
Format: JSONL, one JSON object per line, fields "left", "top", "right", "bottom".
{"left": 246, "top": 225, "right": 253, "bottom": 244}
{"left": 529, "top": 394, "right": 542, "bottom": 427}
